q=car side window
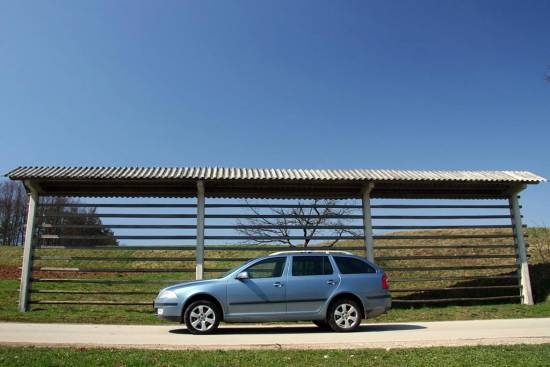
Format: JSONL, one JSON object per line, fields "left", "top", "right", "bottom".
{"left": 291, "top": 256, "right": 333, "bottom": 276}
{"left": 244, "top": 257, "right": 286, "bottom": 279}
{"left": 334, "top": 256, "right": 376, "bottom": 274}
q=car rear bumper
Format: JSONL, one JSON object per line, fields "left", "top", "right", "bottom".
{"left": 365, "top": 294, "right": 391, "bottom": 318}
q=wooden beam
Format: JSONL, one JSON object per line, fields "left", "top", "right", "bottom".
{"left": 19, "top": 180, "right": 39, "bottom": 312}
{"left": 509, "top": 185, "right": 534, "bottom": 305}
{"left": 196, "top": 180, "right": 205, "bottom": 280}
{"left": 361, "top": 182, "right": 375, "bottom": 262}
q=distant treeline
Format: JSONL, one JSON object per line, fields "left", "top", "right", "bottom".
{"left": 0, "top": 180, "right": 117, "bottom": 246}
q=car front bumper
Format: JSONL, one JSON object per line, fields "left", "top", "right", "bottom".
{"left": 154, "top": 301, "right": 181, "bottom": 322}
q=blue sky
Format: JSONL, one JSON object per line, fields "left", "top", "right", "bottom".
{"left": 0, "top": 0, "right": 549, "bottom": 224}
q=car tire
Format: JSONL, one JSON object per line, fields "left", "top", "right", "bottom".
{"left": 327, "top": 298, "right": 362, "bottom": 332}
{"left": 183, "top": 300, "right": 221, "bottom": 335}
{"left": 312, "top": 320, "right": 330, "bottom": 329}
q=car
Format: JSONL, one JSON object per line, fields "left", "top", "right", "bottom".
{"left": 154, "top": 251, "right": 391, "bottom": 334}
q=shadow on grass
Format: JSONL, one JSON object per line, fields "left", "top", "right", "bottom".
{"left": 392, "top": 263, "right": 550, "bottom": 308}
{"left": 169, "top": 323, "right": 426, "bottom": 335}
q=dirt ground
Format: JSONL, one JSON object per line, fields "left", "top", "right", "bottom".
{"left": 0, "top": 267, "right": 19, "bottom": 280}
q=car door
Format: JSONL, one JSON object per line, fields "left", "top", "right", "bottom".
{"left": 285, "top": 255, "right": 339, "bottom": 316}
{"left": 225, "top": 256, "right": 288, "bottom": 320}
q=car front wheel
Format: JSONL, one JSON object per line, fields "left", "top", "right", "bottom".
{"left": 183, "top": 300, "right": 221, "bottom": 334}
{"left": 327, "top": 299, "right": 362, "bottom": 332}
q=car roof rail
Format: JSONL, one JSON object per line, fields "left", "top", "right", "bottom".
{"left": 269, "top": 250, "right": 353, "bottom": 256}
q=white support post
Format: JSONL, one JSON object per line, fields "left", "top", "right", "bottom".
{"left": 196, "top": 180, "right": 205, "bottom": 280}
{"left": 509, "top": 186, "right": 533, "bottom": 305}
{"left": 361, "top": 182, "right": 375, "bottom": 262}
{"left": 19, "top": 181, "right": 39, "bottom": 312}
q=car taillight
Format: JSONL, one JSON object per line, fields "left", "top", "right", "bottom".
{"left": 381, "top": 272, "right": 389, "bottom": 289}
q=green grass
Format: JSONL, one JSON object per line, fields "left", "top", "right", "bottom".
{"left": 0, "top": 344, "right": 549, "bottom": 367}
{"left": 0, "top": 246, "right": 23, "bottom": 267}
{"left": 0, "top": 279, "right": 167, "bottom": 324}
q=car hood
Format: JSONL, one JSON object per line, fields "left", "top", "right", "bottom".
{"left": 161, "top": 279, "right": 221, "bottom": 292}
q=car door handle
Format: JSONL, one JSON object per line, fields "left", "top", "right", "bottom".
{"left": 326, "top": 280, "right": 336, "bottom": 286}
{"left": 273, "top": 282, "right": 284, "bottom": 288}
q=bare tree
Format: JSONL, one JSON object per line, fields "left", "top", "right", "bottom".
{"left": 236, "top": 199, "right": 360, "bottom": 247}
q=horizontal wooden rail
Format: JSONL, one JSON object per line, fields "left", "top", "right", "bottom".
{"left": 40, "top": 213, "right": 196, "bottom": 218}
{"left": 39, "top": 224, "right": 520, "bottom": 230}
{"left": 33, "top": 256, "right": 251, "bottom": 262}
{"left": 41, "top": 224, "right": 197, "bottom": 229}
{"left": 392, "top": 295, "right": 520, "bottom": 303}
{"left": 206, "top": 204, "right": 363, "bottom": 209}
{"left": 30, "top": 290, "right": 158, "bottom": 295}
{"left": 203, "top": 236, "right": 363, "bottom": 241}
{"left": 39, "top": 203, "right": 512, "bottom": 209}
{"left": 35, "top": 244, "right": 515, "bottom": 251}
{"left": 39, "top": 203, "right": 197, "bottom": 208}
{"left": 372, "top": 204, "right": 511, "bottom": 209}
{"left": 208, "top": 204, "right": 512, "bottom": 209}
{"left": 38, "top": 213, "right": 514, "bottom": 220}
{"left": 373, "top": 234, "right": 513, "bottom": 240}
{"left": 214, "top": 214, "right": 514, "bottom": 220}
{"left": 390, "top": 285, "right": 520, "bottom": 292}
{"left": 31, "top": 278, "right": 187, "bottom": 284}
{"left": 373, "top": 224, "right": 517, "bottom": 230}
{"left": 32, "top": 254, "right": 516, "bottom": 262}
{"left": 33, "top": 256, "right": 196, "bottom": 262}
{"left": 29, "top": 300, "right": 153, "bottom": 305}
{"left": 30, "top": 276, "right": 519, "bottom": 285}
{"left": 376, "top": 254, "right": 516, "bottom": 261}
{"left": 37, "top": 233, "right": 515, "bottom": 241}
{"left": 372, "top": 215, "right": 512, "bottom": 220}
{"left": 384, "top": 264, "right": 517, "bottom": 272}
{"left": 30, "top": 297, "right": 520, "bottom": 306}
{"left": 205, "top": 225, "right": 364, "bottom": 230}
{"left": 390, "top": 275, "right": 519, "bottom": 282}
{"left": 209, "top": 204, "right": 509, "bottom": 209}
{"left": 33, "top": 245, "right": 357, "bottom": 251}
{"left": 374, "top": 244, "right": 514, "bottom": 250}
{"left": 39, "top": 235, "right": 197, "bottom": 240}
{"left": 32, "top": 267, "right": 196, "bottom": 273}
{"left": 205, "top": 257, "right": 252, "bottom": 262}
{"left": 35, "top": 245, "right": 196, "bottom": 250}
{"left": 202, "top": 245, "right": 366, "bottom": 251}
{"left": 32, "top": 267, "right": 238, "bottom": 273}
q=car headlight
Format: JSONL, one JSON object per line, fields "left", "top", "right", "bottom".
{"left": 158, "top": 290, "right": 178, "bottom": 300}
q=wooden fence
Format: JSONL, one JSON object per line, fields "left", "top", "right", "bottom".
{"left": 25, "top": 199, "right": 524, "bottom": 307}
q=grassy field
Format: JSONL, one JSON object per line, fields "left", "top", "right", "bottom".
{"left": 0, "top": 344, "right": 549, "bottom": 367}
{"left": 0, "top": 227, "right": 549, "bottom": 324}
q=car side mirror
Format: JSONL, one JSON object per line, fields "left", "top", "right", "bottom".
{"left": 236, "top": 271, "right": 249, "bottom": 280}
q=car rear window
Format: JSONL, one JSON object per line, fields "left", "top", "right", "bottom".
{"left": 292, "top": 256, "right": 333, "bottom": 276}
{"left": 334, "top": 256, "right": 376, "bottom": 274}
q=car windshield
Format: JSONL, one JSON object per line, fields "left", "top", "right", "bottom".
{"left": 219, "top": 258, "right": 256, "bottom": 278}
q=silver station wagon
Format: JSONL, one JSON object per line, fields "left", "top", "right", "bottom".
{"left": 154, "top": 251, "right": 391, "bottom": 334}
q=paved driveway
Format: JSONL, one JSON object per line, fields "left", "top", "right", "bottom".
{"left": 1, "top": 318, "right": 549, "bottom": 350}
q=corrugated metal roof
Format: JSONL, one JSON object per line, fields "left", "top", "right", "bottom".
{"left": 5, "top": 166, "right": 546, "bottom": 183}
